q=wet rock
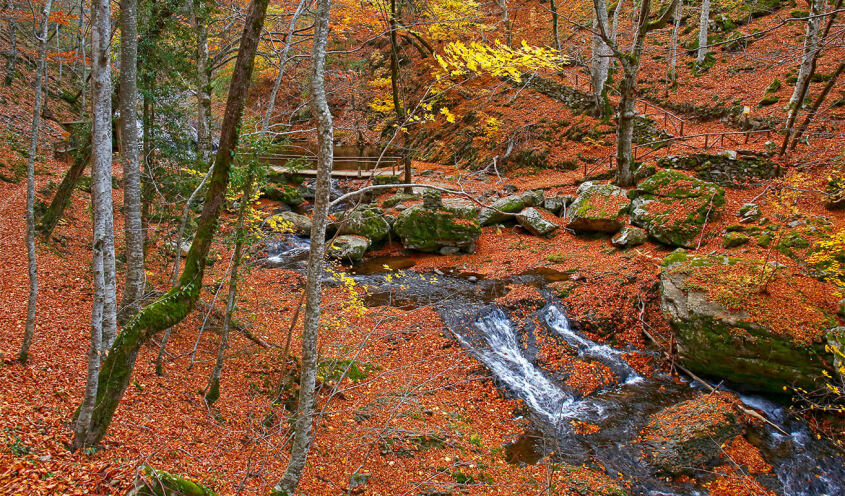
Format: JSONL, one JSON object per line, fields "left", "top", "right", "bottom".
{"left": 271, "top": 211, "right": 313, "bottom": 235}
{"left": 566, "top": 182, "right": 630, "bottom": 233}
{"left": 336, "top": 206, "right": 391, "bottom": 244}
{"left": 478, "top": 190, "right": 544, "bottom": 226}
{"left": 641, "top": 395, "right": 742, "bottom": 476}
{"left": 394, "top": 200, "right": 481, "bottom": 254}
{"left": 630, "top": 170, "right": 725, "bottom": 248}
{"left": 516, "top": 207, "right": 559, "bottom": 236}
{"left": 328, "top": 235, "right": 370, "bottom": 262}
{"left": 722, "top": 232, "right": 750, "bottom": 248}
{"left": 660, "top": 251, "right": 833, "bottom": 394}
{"left": 611, "top": 226, "right": 648, "bottom": 248}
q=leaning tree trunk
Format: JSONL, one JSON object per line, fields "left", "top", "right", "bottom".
{"left": 37, "top": 130, "right": 90, "bottom": 238}
{"left": 789, "top": 61, "right": 843, "bottom": 150}
{"left": 696, "top": 0, "right": 710, "bottom": 66}
{"left": 72, "top": 0, "right": 273, "bottom": 449}
{"left": 786, "top": 0, "right": 824, "bottom": 114}
{"left": 118, "top": 0, "right": 145, "bottom": 324}
{"left": 73, "top": 0, "right": 113, "bottom": 450}
{"left": 271, "top": 0, "right": 333, "bottom": 493}
{"left": 615, "top": 65, "right": 638, "bottom": 187}
{"left": 19, "top": 0, "right": 54, "bottom": 363}
{"left": 550, "top": 0, "right": 561, "bottom": 52}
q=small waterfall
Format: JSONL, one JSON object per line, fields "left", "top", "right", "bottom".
{"left": 543, "top": 304, "right": 641, "bottom": 384}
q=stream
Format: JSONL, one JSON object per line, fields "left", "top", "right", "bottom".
{"left": 266, "top": 235, "right": 845, "bottom": 496}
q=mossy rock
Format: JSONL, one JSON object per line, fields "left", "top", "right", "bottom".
{"left": 262, "top": 184, "right": 304, "bottom": 206}
{"left": 478, "top": 190, "right": 544, "bottom": 226}
{"left": 131, "top": 467, "right": 217, "bottom": 496}
{"left": 336, "top": 206, "right": 391, "bottom": 244}
{"left": 328, "top": 235, "right": 370, "bottom": 262}
{"left": 641, "top": 396, "right": 742, "bottom": 476}
{"left": 722, "top": 232, "right": 750, "bottom": 248}
{"left": 394, "top": 201, "right": 481, "bottom": 254}
{"left": 660, "top": 255, "right": 833, "bottom": 395}
{"left": 765, "top": 79, "right": 781, "bottom": 93}
{"left": 382, "top": 192, "right": 419, "bottom": 208}
{"left": 630, "top": 170, "right": 725, "bottom": 248}
{"left": 566, "top": 182, "right": 630, "bottom": 233}
{"left": 759, "top": 95, "right": 780, "bottom": 106}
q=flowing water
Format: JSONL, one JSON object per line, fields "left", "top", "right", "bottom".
{"left": 265, "top": 242, "right": 845, "bottom": 495}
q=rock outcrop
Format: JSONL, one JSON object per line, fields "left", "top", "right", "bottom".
{"left": 631, "top": 170, "right": 725, "bottom": 248}
{"left": 478, "top": 190, "right": 544, "bottom": 226}
{"left": 394, "top": 192, "right": 481, "bottom": 254}
{"left": 566, "top": 182, "right": 630, "bottom": 233}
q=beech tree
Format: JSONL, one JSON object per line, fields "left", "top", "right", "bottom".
{"left": 71, "top": 0, "right": 273, "bottom": 449}
{"left": 696, "top": 0, "right": 710, "bottom": 66}
{"left": 592, "top": 0, "right": 677, "bottom": 186}
{"left": 118, "top": 0, "right": 145, "bottom": 323}
{"left": 272, "top": 0, "right": 333, "bottom": 492}
{"left": 19, "top": 0, "right": 53, "bottom": 363}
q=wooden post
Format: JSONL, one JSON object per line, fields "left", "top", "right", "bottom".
{"left": 704, "top": 135, "right": 709, "bottom": 149}
{"left": 680, "top": 121, "right": 684, "bottom": 136}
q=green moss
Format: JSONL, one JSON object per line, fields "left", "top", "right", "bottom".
{"left": 757, "top": 233, "right": 773, "bottom": 247}
{"left": 722, "top": 232, "right": 750, "bottom": 248}
{"left": 136, "top": 467, "right": 218, "bottom": 496}
{"left": 765, "top": 79, "right": 782, "bottom": 93}
{"left": 759, "top": 95, "right": 780, "bottom": 106}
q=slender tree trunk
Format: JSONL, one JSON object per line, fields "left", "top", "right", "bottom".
{"left": 789, "top": 61, "right": 843, "bottom": 150}
{"left": 261, "top": 0, "right": 307, "bottom": 135}
{"left": 271, "top": 0, "right": 332, "bottom": 493}
{"left": 73, "top": 0, "right": 113, "bottom": 449}
{"left": 72, "top": 0, "right": 272, "bottom": 449}
{"left": 192, "top": 0, "right": 213, "bottom": 163}
{"left": 591, "top": 0, "right": 611, "bottom": 115}
{"left": 118, "top": 0, "right": 145, "bottom": 324}
{"left": 494, "top": 0, "right": 512, "bottom": 47}
{"left": 38, "top": 132, "right": 90, "bottom": 238}
{"left": 696, "top": 0, "right": 710, "bottom": 65}
{"left": 616, "top": 65, "right": 638, "bottom": 186}
{"left": 787, "top": 0, "right": 824, "bottom": 112}
{"left": 19, "top": 0, "right": 54, "bottom": 364}
{"left": 668, "top": 0, "right": 682, "bottom": 83}
{"left": 155, "top": 166, "right": 212, "bottom": 376}
{"left": 204, "top": 169, "right": 255, "bottom": 406}
{"left": 3, "top": 0, "right": 18, "bottom": 86}
{"left": 78, "top": 0, "right": 87, "bottom": 114}
{"left": 387, "top": 0, "right": 412, "bottom": 191}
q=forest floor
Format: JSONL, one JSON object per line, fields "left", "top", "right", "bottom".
{"left": 1, "top": 0, "right": 844, "bottom": 494}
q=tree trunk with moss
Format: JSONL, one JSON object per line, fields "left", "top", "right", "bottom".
{"left": 696, "top": 0, "right": 710, "bottom": 66}
{"left": 72, "top": 0, "right": 272, "bottom": 449}
{"left": 37, "top": 129, "right": 90, "bottom": 238}
{"left": 19, "top": 0, "right": 53, "bottom": 363}
{"left": 272, "top": 0, "right": 333, "bottom": 493}
{"left": 3, "top": 0, "right": 18, "bottom": 86}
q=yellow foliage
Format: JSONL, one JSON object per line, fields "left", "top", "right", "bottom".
{"left": 436, "top": 40, "right": 568, "bottom": 83}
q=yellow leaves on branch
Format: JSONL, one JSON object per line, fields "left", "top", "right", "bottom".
{"left": 435, "top": 40, "right": 568, "bottom": 82}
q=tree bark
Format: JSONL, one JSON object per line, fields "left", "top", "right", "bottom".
{"left": 668, "top": 0, "right": 682, "bottom": 83}
{"left": 72, "top": 0, "right": 272, "bottom": 449}
{"left": 696, "top": 0, "right": 710, "bottom": 65}
{"left": 272, "top": 0, "right": 333, "bottom": 493}
{"left": 73, "top": 0, "right": 113, "bottom": 450}
{"left": 591, "top": 0, "right": 611, "bottom": 115}
{"left": 192, "top": 0, "right": 213, "bottom": 163}
{"left": 550, "top": 0, "right": 561, "bottom": 52}
{"left": 789, "top": 61, "right": 843, "bottom": 150}
{"left": 786, "top": 0, "right": 824, "bottom": 114}
{"left": 19, "top": 0, "right": 53, "bottom": 363}
{"left": 118, "top": 0, "right": 145, "bottom": 324}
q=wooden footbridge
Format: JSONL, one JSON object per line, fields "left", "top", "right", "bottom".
{"left": 263, "top": 152, "right": 407, "bottom": 179}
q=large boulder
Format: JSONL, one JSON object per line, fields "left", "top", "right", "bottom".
{"left": 328, "top": 235, "right": 370, "bottom": 262}
{"left": 611, "top": 226, "right": 647, "bottom": 248}
{"left": 631, "top": 170, "right": 725, "bottom": 248}
{"left": 130, "top": 466, "right": 217, "bottom": 496}
{"left": 336, "top": 206, "right": 391, "bottom": 244}
{"left": 640, "top": 395, "right": 743, "bottom": 476}
{"left": 660, "top": 251, "right": 835, "bottom": 395}
{"left": 478, "top": 190, "right": 544, "bottom": 226}
{"left": 394, "top": 197, "right": 481, "bottom": 255}
{"left": 516, "top": 207, "right": 559, "bottom": 236}
{"left": 566, "top": 182, "right": 630, "bottom": 233}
